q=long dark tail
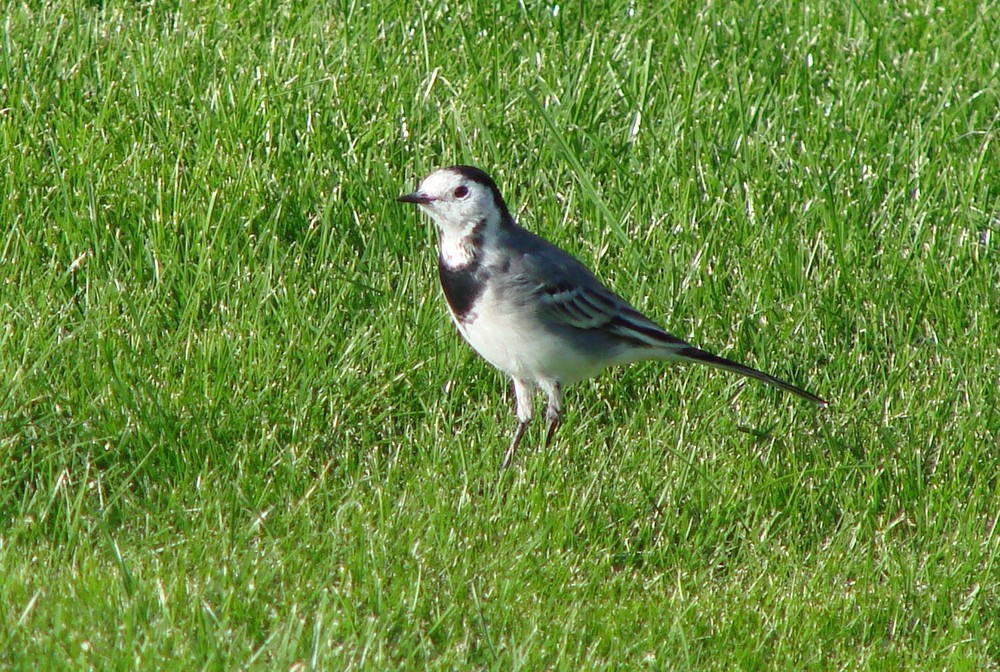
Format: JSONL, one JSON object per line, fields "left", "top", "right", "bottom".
{"left": 672, "top": 345, "right": 828, "bottom": 406}
{"left": 596, "top": 294, "right": 828, "bottom": 406}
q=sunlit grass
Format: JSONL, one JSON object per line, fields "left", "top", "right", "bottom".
{"left": 1, "top": 0, "right": 997, "bottom": 668}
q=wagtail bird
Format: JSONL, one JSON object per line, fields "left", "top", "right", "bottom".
{"left": 398, "top": 165, "right": 827, "bottom": 468}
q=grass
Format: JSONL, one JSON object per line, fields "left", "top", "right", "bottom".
{"left": 1, "top": 0, "right": 998, "bottom": 668}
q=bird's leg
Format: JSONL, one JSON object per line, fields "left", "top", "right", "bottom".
{"left": 501, "top": 421, "right": 529, "bottom": 470}
{"left": 540, "top": 380, "right": 563, "bottom": 448}
{"left": 544, "top": 412, "right": 561, "bottom": 447}
{"left": 501, "top": 379, "right": 534, "bottom": 470}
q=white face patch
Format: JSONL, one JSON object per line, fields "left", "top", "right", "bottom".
{"left": 408, "top": 170, "right": 506, "bottom": 272}
{"left": 412, "top": 168, "right": 505, "bottom": 243}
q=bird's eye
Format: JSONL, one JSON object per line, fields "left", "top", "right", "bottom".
{"left": 454, "top": 186, "right": 469, "bottom": 198}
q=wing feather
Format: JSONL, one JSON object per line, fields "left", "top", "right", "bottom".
{"left": 535, "top": 279, "right": 687, "bottom": 350}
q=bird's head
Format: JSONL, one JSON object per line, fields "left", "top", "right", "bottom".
{"left": 398, "top": 165, "right": 512, "bottom": 240}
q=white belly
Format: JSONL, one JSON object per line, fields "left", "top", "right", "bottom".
{"left": 452, "top": 291, "right": 607, "bottom": 385}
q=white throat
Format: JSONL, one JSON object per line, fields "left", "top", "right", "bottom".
{"left": 437, "top": 220, "right": 482, "bottom": 269}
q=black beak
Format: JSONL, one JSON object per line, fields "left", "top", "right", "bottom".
{"left": 397, "top": 191, "right": 435, "bottom": 204}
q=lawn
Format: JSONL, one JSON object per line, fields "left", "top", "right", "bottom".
{"left": 1, "top": 0, "right": 998, "bottom": 669}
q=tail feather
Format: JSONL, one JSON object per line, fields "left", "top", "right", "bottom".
{"left": 586, "top": 293, "right": 827, "bottom": 406}
{"left": 671, "top": 345, "right": 828, "bottom": 407}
